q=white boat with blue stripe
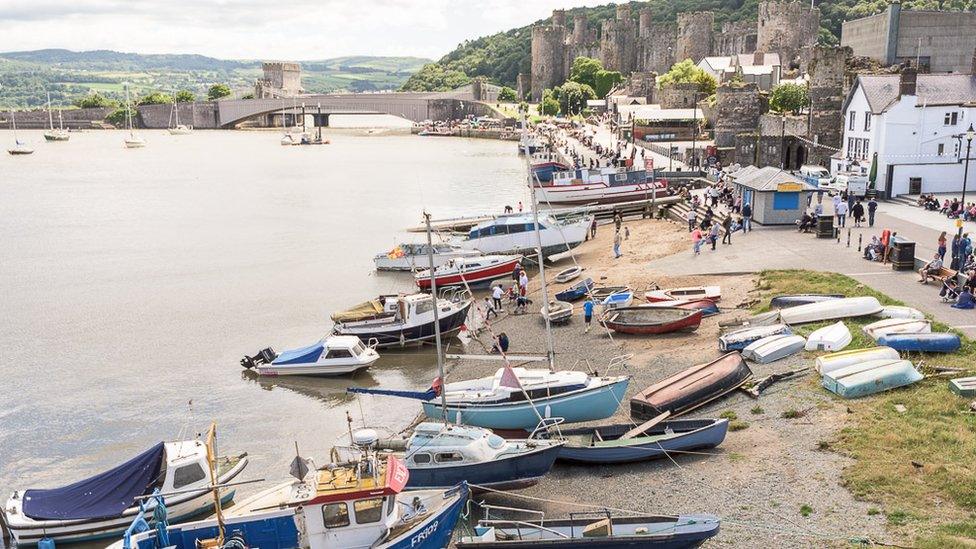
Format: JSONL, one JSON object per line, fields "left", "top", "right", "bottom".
{"left": 241, "top": 336, "right": 379, "bottom": 377}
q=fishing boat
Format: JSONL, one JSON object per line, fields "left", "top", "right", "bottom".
{"left": 331, "top": 292, "right": 472, "bottom": 348}
{"left": 645, "top": 286, "right": 721, "bottom": 303}
{"left": 862, "top": 318, "right": 931, "bottom": 340}
{"left": 458, "top": 510, "right": 720, "bottom": 548}
{"left": 530, "top": 160, "right": 570, "bottom": 183}
{"left": 815, "top": 346, "right": 900, "bottom": 375}
{"left": 374, "top": 243, "right": 481, "bottom": 271}
{"left": 122, "top": 84, "right": 145, "bottom": 149}
{"left": 43, "top": 92, "right": 70, "bottom": 141}
{"left": 590, "top": 286, "right": 630, "bottom": 301}
{"left": 7, "top": 110, "right": 33, "bottom": 155}
{"left": 877, "top": 306, "right": 925, "bottom": 319}
{"left": 804, "top": 321, "right": 852, "bottom": 352}
{"left": 875, "top": 333, "right": 961, "bottom": 353}
{"left": 240, "top": 335, "right": 379, "bottom": 376}
{"left": 111, "top": 438, "right": 467, "bottom": 549}
{"left": 601, "top": 306, "right": 702, "bottom": 335}
{"left": 630, "top": 353, "right": 753, "bottom": 420}
{"left": 822, "top": 359, "right": 923, "bottom": 398}
{"left": 643, "top": 298, "right": 720, "bottom": 317}
{"left": 779, "top": 296, "right": 883, "bottom": 325}
{"left": 741, "top": 334, "right": 806, "bottom": 364}
{"left": 554, "top": 418, "right": 729, "bottom": 464}
{"left": 456, "top": 213, "right": 592, "bottom": 259}
{"left": 769, "top": 294, "right": 843, "bottom": 309}
{"left": 541, "top": 300, "right": 574, "bottom": 323}
{"left": 415, "top": 255, "right": 522, "bottom": 289}
{"left": 553, "top": 266, "right": 582, "bottom": 283}
{"left": 554, "top": 278, "right": 593, "bottom": 302}
{"left": 600, "top": 290, "right": 634, "bottom": 310}
{"left": 718, "top": 323, "right": 791, "bottom": 352}
{"left": 533, "top": 165, "right": 668, "bottom": 206}
{"left": 1, "top": 439, "right": 247, "bottom": 545}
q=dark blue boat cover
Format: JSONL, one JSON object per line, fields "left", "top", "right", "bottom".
{"left": 23, "top": 443, "right": 165, "bottom": 520}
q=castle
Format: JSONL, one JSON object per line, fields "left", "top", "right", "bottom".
{"left": 529, "top": 1, "right": 820, "bottom": 100}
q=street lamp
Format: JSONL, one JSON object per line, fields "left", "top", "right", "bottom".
{"left": 780, "top": 113, "right": 787, "bottom": 170}
{"left": 952, "top": 123, "right": 974, "bottom": 270}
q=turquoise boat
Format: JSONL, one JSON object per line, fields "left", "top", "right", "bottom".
{"left": 821, "top": 359, "right": 922, "bottom": 398}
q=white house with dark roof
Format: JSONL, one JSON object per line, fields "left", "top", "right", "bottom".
{"left": 835, "top": 68, "right": 976, "bottom": 197}
{"left": 696, "top": 52, "right": 782, "bottom": 91}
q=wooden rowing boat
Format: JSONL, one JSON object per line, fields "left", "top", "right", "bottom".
{"left": 553, "top": 266, "right": 582, "bottom": 283}
{"left": 822, "top": 359, "right": 923, "bottom": 398}
{"left": 555, "top": 418, "right": 729, "bottom": 464}
{"left": 630, "top": 352, "right": 752, "bottom": 420}
{"left": 863, "top": 318, "right": 931, "bottom": 340}
{"left": 645, "top": 285, "right": 721, "bottom": 303}
{"left": 642, "top": 298, "right": 720, "bottom": 317}
{"left": 601, "top": 306, "right": 702, "bottom": 335}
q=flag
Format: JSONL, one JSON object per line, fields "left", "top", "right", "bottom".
{"left": 499, "top": 365, "right": 521, "bottom": 389}
{"left": 868, "top": 152, "right": 878, "bottom": 190}
{"left": 644, "top": 157, "right": 654, "bottom": 173}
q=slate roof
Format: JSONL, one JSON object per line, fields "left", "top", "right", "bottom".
{"left": 730, "top": 166, "right": 816, "bottom": 192}
{"left": 850, "top": 74, "right": 976, "bottom": 114}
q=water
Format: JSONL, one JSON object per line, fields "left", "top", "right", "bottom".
{"left": 0, "top": 128, "right": 526, "bottom": 528}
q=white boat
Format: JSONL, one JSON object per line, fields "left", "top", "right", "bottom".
{"left": 374, "top": 243, "right": 482, "bottom": 271}
{"left": 804, "top": 321, "right": 852, "bottom": 352}
{"left": 553, "top": 266, "right": 582, "bottom": 283}
{"left": 415, "top": 255, "right": 522, "bottom": 289}
{"left": 877, "top": 306, "right": 924, "bottom": 319}
{"left": 43, "top": 93, "right": 70, "bottom": 142}
{"left": 534, "top": 165, "right": 666, "bottom": 206}
{"left": 742, "top": 334, "right": 806, "bottom": 364}
{"left": 241, "top": 335, "right": 379, "bottom": 376}
{"left": 1, "top": 439, "right": 247, "bottom": 545}
{"left": 601, "top": 290, "right": 634, "bottom": 310}
{"left": 457, "top": 213, "right": 592, "bottom": 259}
{"left": 167, "top": 101, "right": 193, "bottom": 134}
{"left": 122, "top": 84, "right": 145, "bottom": 148}
{"left": 719, "top": 323, "right": 791, "bottom": 352}
{"left": 863, "top": 318, "right": 931, "bottom": 340}
{"left": 541, "top": 300, "right": 573, "bottom": 323}
{"left": 779, "top": 296, "right": 883, "bottom": 325}
{"left": 822, "top": 359, "right": 923, "bottom": 398}
{"left": 7, "top": 110, "right": 33, "bottom": 155}
{"left": 332, "top": 292, "right": 472, "bottom": 348}
{"left": 815, "top": 346, "right": 901, "bottom": 375}
{"left": 645, "top": 286, "right": 721, "bottom": 303}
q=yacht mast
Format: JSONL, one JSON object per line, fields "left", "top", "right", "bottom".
{"left": 424, "top": 212, "right": 449, "bottom": 422}
{"left": 46, "top": 92, "right": 54, "bottom": 131}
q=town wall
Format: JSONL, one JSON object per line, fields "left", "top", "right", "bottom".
{"left": 676, "top": 12, "right": 714, "bottom": 63}
{"left": 638, "top": 23, "right": 677, "bottom": 74}
{"left": 657, "top": 82, "right": 701, "bottom": 109}
{"left": 5, "top": 107, "right": 114, "bottom": 129}
{"left": 713, "top": 83, "right": 761, "bottom": 147}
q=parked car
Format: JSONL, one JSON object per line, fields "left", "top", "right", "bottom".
{"left": 830, "top": 173, "right": 869, "bottom": 196}
{"left": 798, "top": 165, "right": 833, "bottom": 190}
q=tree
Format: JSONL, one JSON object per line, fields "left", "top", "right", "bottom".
{"left": 73, "top": 92, "right": 117, "bottom": 109}
{"left": 207, "top": 84, "right": 232, "bottom": 101}
{"left": 594, "top": 69, "right": 624, "bottom": 99}
{"left": 657, "top": 59, "right": 717, "bottom": 95}
{"left": 569, "top": 56, "right": 603, "bottom": 90}
{"left": 137, "top": 92, "right": 173, "bottom": 105}
{"left": 174, "top": 90, "right": 196, "bottom": 103}
{"left": 553, "top": 81, "right": 596, "bottom": 116}
{"left": 400, "top": 63, "right": 471, "bottom": 92}
{"left": 769, "top": 82, "right": 810, "bottom": 114}
{"left": 498, "top": 86, "right": 517, "bottom": 102}
{"left": 241, "top": 93, "right": 255, "bottom": 100}
{"left": 105, "top": 107, "right": 128, "bottom": 127}
{"left": 541, "top": 89, "right": 560, "bottom": 116}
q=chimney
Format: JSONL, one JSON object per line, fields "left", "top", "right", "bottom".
{"left": 899, "top": 66, "right": 917, "bottom": 96}
{"left": 754, "top": 51, "right": 765, "bottom": 66}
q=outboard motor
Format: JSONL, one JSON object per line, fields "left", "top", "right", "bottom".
{"left": 240, "top": 347, "right": 277, "bottom": 369}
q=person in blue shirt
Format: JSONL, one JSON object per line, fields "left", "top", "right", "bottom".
{"left": 953, "top": 287, "right": 975, "bottom": 310}
{"left": 583, "top": 300, "right": 595, "bottom": 333}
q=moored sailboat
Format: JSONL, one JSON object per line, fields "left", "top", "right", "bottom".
{"left": 7, "top": 109, "right": 34, "bottom": 155}
{"left": 122, "top": 84, "right": 145, "bottom": 148}
{"left": 43, "top": 92, "right": 70, "bottom": 141}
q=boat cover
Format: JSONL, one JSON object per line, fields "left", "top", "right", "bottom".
{"left": 331, "top": 300, "right": 385, "bottom": 322}
{"left": 273, "top": 342, "right": 324, "bottom": 365}
{"left": 23, "top": 443, "right": 165, "bottom": 521}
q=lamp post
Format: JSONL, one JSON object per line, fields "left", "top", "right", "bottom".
{"left": 691, "top": 91, "right": 698, "bottom": 172}
{"left": 953, "top": 124, "right": 974, "bottom": 270}
{"left": 780, "top": 113, "right": 787, "bottom": 170}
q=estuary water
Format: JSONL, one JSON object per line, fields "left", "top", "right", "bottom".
{"left": 0, "top": 126, "right": 526, "bottom": 518}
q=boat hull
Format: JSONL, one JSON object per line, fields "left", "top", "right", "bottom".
{"left": 770, "top": 294, "right": 843, "bottom": 309}
{"left": 822, "top": 359, "right": 923, "bottom": 398}
{"left": 556, "top": 419, "right": 729, "bottom": 464}
{"left": 554, "top": 278, "right": 593, "bottom": 302}
{"left": 534, "top": 184, "right": 667, "bottom": 206}
{"left": 406, "top": 443, "right": 563, "bottom": 491}
{"left": 804, "top": 321, "right": 852, "bottom": 352}
{"left": 719, "top": 324, "right": 791, "bottom": 351}
{"left": 416, "top": 257, "right": 520, "bottom": 289}
{"left": 741, "top": 334, "right": 806, "bottom": 364}
{"left": 863, "top": 318, "right": 931, "bottom": 340}
{"left": 779, "top": 296, "right": 883, "bottom": 325}
{"left": 334, "top": 302, "right": 471, "bottom": 348}
{"left": 645, "top": 286, "right": 721, "bottom": 303}
{"left": 815, "top": 346, "right": 901, "bottom": 375}
{"left": 631, "top": 353, "right": 752, "bottom": 421}
{"left": 255, "top": 358, "right": 377, "bottom": 376}
{"left": 602, "top": 307, "right": 702, "bottom": 335}
{"left": 876, "top": 333, "right": 961, "bottom": 353}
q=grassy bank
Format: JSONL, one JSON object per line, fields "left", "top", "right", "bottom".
{"left": 753, "top": 270, "right": 976, "bottom": 547}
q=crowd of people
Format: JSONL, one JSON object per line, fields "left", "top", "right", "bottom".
{"left": 684, "top": 180, "right": 751, "bottom": 255}
{"left": 916, "top": 194, "right": 976, "bottom": 221}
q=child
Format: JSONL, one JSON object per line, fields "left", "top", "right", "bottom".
{"left": 483, "top": 297, "right": 498, "bottom": 320}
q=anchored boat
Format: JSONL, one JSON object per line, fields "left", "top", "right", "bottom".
{"left": 601, "top": 306, "right": 703, "bottom": 335}
{"left": 643, "top": 298, "right": 720, "bottom": 317}
{"left": 457, "top": 213, "right": 592, "bottom": 259}
{"left": 541, "top": 300, "right": 574, "bottom": 323}
{"left": 630, "top": 353, "right": 752, "bottom": 420}
{"left": 822, "top": 359, "right": 923, "bottom": 398}
{"left": 554, "top": 277, "right": 593, "bottom": 302}
{"left": 533, "top": 165, "right": 668, "bottom": 206}
{"left": 331, "top": 292, "right": 472, "bottom": 348}
{"left": 241, "top": 335, "right": 379, "bottom": 376}
{"left": 554, "top": 418, "right": 729, "bottom": 464}
{"left": 415, "top": 255, "right": 522, "bottom": 289}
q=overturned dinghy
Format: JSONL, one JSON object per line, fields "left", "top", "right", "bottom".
{"left": 863, "top": 318, "right": 932, "bottom": 340}
{"left": 602, "top": 306, "right": 703, "bottom": 335}
{"left": 541, "top": 300, "right": 573, "bottom": 324}
{"left": 770, "top": 294, "right": 843, "bottom": 309}
{"left": 877, "top": 306, "right": 925, "bottom": 319}
{"left": 630, "top": 353, "right": 752, "bottom": 420}
{"left": 590, "top": 286, "right": 630, "bottom": 301}
{"left": 719, "top": 323, "right": 791, "bottom": 351}
{"left": 815, "top": 346, "right": 901, "bottom": 375}
{"left": 876, "top": 333, "right": 961, "bottom": 353}
{"left": 742, "top": 334, "right": 806, "bottom": 364}
{"left": 805, "top": 321, "right": 852, "bottom": 352}
{"left": 719, "top": 310, "right": 782, "bottom": 332}
{"left": 822, "top": 359, "right": 923, "bottom": 398}
{"left": 554, "top": 277, "right": 593, "bottom": 302}
{"left": 553, "top": 266, "right": 582, "bottom": 283}
{"left": 779, "top": 296, "right": 883, "bottom": 325}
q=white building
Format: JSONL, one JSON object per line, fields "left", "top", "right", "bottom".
{"left": 697, "top": 52, "right": 782, "bottom": 91}
{"left": 834, "top": 70, "right": 976, "bottom": 197}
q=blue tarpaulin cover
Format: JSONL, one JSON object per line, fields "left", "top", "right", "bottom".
{"left": 23, "top": 443, "right": 165, "bottom": 521}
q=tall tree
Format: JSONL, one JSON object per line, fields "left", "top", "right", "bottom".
{"left": 569, "top": 57, "right": 604, "bottom": 90}
{"left": 658, "top": 59, "right": 717, "bottom": 96}
{"left": 174, "top": 90, "right": 196, "bottom": 103}
{"left": 207, "top": 84, "right": 231, "bottom": 101}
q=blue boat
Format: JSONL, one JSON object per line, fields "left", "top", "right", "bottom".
{"left": 822, "top": 359, "right": 923, "bottom": 398}
{"left": 555, "top": 277, "right": 594, "bottom": 302}
{"left": 876, "top": 332, "right": 961, "bottom": 353}
{"left": 555, "top": 419, "right": 729, "bottom": 464}
{"left": 601, "top": 290, "right": 634, "bottom": 309}
{"left": 531, "top": 161, "right": 570, "bottom": 183}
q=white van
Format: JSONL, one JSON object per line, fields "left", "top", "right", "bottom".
{"left": 799, "top": 165, "right": 832, "bottom": 189}
{"left": 831, "top": 173, "right": 869, "bottom": 196}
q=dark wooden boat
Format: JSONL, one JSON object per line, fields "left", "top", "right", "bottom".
{"left": 601, "top": 306, "right": 702, "bottom": 335}
{"left": 554, "top": 277, "right": 593, "bottom": 302}
{"left": 630, "top": 353, "right": 753, "bottom": 420}
{"left": 589, "top": 286, "right": 630, "bottom": 300}
{"left": 556, "top": 418, "right": 729, "bottom": 464}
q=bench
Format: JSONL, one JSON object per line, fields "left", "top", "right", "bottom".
{"left": 922, "top": 267, "right": 957, "bottom": 284}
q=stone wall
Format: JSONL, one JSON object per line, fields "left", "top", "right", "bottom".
{"left": 4, "top": 107, "right": 114, "bottom": 129}
{"left": 136, "top": 102, "right": 220, "bottom": 129}
{"left": 896, "top": 10, "right": 976, "bottom": 73}
{"left": 757, "top": 1, "right": 820, "bottom": 69}
{"left": 715, "top": 21, "right": 758, "bottom": 56}
{"left": 600, "top": 6, "right": 638, "bottom": 73}
{"left": 676, "top": 12, "right": 714, "bottom": 63}
{"left": 638, "top": 23, "right": 677, "bottom": 74}
{"left": 713, "top": 83, "right": 761, "bottom": 147}
{"left": 629, "top": 72, "right": 657, "bottom": 101}
{"left": 427, "top": 99, "right": 495, "bottom": 121}
{"left": 658, "top": 82, "right": 701, "bottom": 109}
{"left": 807, "top": 46, "right": 850, "bottom": 167}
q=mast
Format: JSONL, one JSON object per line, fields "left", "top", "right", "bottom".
{"left": 46, "top": 92, "right": 54, "bottom": 131}
{"left": 424, "top": 212, "right": 449, "bottom": 423}
{"left": 204, "top": 423, "right": 226, "bottom": 546}
{"left": 174, "top": 97, "right": 181, "bottom": 127}
{"left": 58, "top": 109, "right": 64, "bottom": 130}
{"left": 124, "top": 83, "right": 133, "bottom": 135}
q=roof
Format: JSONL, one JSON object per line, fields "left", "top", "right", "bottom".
{"left": 622, "top": 104, "right": 702, "bottom": 121}
{"left": 699, "top": 57, "right": 734, "bottom": 71}
{"left": 737, "top": 53, "right": 781, "bottom": 67}
{"left": 731, "top": 166, "right": 816, "bottom": 192}
{"left": 742, "top": 65, "right": 775, "bottom": 76}
{"left": 849, "top": 73, "right": 976, "bottom": 114}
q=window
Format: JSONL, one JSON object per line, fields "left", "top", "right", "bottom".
{"left": 322, "top": 503, "right": 350, "bottom": 528}
{"left": 849, "top": 111, "right": 856, "bottom": 131}
{"left": 414, "top": 299, "right": 433, "bottom": 316}
{"left": 945, "top": 112, "right": 959, "bottom": 126}
{"left": 938, "top": 143, "right": 945, "bottom": 155}
{"left": 353, "top": 498, "right": 384, "bottom": 524}
{"left": 411, "top": 453, "right": 431, "bottom": 464}
{"left": 773, "top": 192, "right": 800, "bottom": 211}
{"left": 864, "top": 113, "right": 871, "bottom": 131}
{"left": 325, "top": 348, "right": 352, "bottom": 359}
{"left": 173, "top": 463, "right": 207, "bottom": 489}
{"left": 434, "top": 452, "right": 464, "bottom": 463}
{"left": 848, "top": 137, "right": 855, "bottom": 155}
{"left": 387, "top": 496, "right": 395, "bottom": 516}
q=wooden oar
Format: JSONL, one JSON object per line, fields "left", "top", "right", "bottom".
{"left": 620, "top": 410, "right": 671, "bottom": 440}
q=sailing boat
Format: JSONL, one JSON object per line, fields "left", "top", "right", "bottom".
{"left": 43, "top": 93, "right": 69, "bottom": 142}
{"left": 7, "top": 110, "right": 34, "bottom": 155}
{"left": 167, "top": 98, "right": 193, "bottom": 135}
{"left": 123, "top": 84, "right": 146, "bottom": 148}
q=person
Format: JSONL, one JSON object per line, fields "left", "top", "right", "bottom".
{"left": 692, "top": 226, "right": 703, "bottom": 255}
{"left": 614, "top": 212, "right": 622, "bottom": 232}
{"left": 721, "top": 215, "right": 733, "bottom": 244}
{"left": 512, "top": 261, "right": 522, "bottom": 283}
{"left": 836, "top": 200, "right": 848, "bottom": 228}
{"left": 504, "top": 205, "right": 513, "bottom": 214}
{"left": 863, "top": 236, "right": 883, "bottom": 261}
{"left": 741, "top": 202, "right": 752, "bottom": 232}
{"left": 832, "top": 193, "right": 841, "bottom": 216}
{"left": 518, "top": 269, "right": 529, "bottom": 296}
{"left": 590, "top": 217, "right": 598, "bottom": 238}
{"left": 483, "top": 296, "right": 498, "bottom": 320}
{"left": 514, "top": 294, "right": 529, "bottom": 314}
{"left": 851, "top": 200, "right": 865, "bottom": 227}
{"left": 953, "top": 286, "right": 975, "bottom": 309}
{"left": 918, "top": 253, "right": 944, "bottom": 284}
{"left": 493, "top": 332, "right": 510, "bottom": 353}
{"left": 613, "top": 230, "right": 623, "bottom": 258}
{"left": 951, "top": 233, "right": 962, "bottom": 270}
{"left": 686, "top": 209, "right": 697, "bottom": 232}
{"left": 798, "top": 211, "right": 815, "bottom": 233}
{"left": 709, "top": 221, "right": 720, "bottom": 251}
{"left": 938, "top": 231, "right": 948, "bottom": 262}
{"left": 624, "top": 226, "right": 630, "bottom": 240}
{"left": 583, "top": 299, "right": 594, "bottom": 333}
{"left": 867, "top": 197, "right": 878, "bottom": 227}
{"left": 940, "top": 277, "right": 960, "bottom": 302}
{"left": 491, "top": 284, "right": 504, "bottom": 311}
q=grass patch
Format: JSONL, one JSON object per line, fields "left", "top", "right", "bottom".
{"left": 727, "top": 452, "right": 746, "bottom": 462}
{"left": 750, "top": 405, "right": 764, "bottom": 415}
{"left": 867, "top": 507, "right": 880, "bottom": 516}
{"left": 800, "top": 504, "right": 813, "bottom": 517}
{"left": 755, "top": 270, "right": 976, "bottom": 538}
{"left": 728, "top": 420, "right": 749, "bottom": 431}
{"left": 781, "top": 408, "right": 806, "bottom": 419}
{"left": 719, "top": 410, "right": 738, "bottom": 420}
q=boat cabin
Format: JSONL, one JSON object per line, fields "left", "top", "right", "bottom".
{"left": 405, "top": 423, "right": 510, "bottom": 469}
{"left": 549, "top": 166, "right": 649, "bottom": 188}
{"left": 270, "top": 336, "right": 371, "bottom": 366}
{"left": 467, "top": 215, "right": 554, "bottom": 241}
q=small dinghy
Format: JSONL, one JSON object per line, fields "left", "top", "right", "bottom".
{"left": 742, "top": 334, "right": 806, "bottom": 364}
{"left": 541, "top": 300, "right": 573, "bottom": 323}
{"left": 815, "top": 346, "right": 900, "bottom": 375}
{"left": 804, "top": 321, "right": 852, "bottom": 352}
{"left": 719, "top": 310, "right": 782, "bottom": 331}
{"left": 631, "top": 352, "right": 752, "bottom": 420}
{"left": 779, "top": 296, "right": 883, "bottom": 325}
{"left": 822, "top": 359, "right": 923, "bottom": 398}
{"left": 719, "top": 323, "right": 791, "bottom": 351}
{"left": 863, "top": 318, "right": 931, "bottom": 340}
{"left": 876, "top": 332, "right": 961, "bottom": 353}
{"left": 770, "top": 294, "right": 844, "bottom": 309}
{"left": 553, "top": 266, "right": 582, "bottom": 283}
{"left": 877, "top": 305, "right": 925, "bottom": 319}
{"left": 554, "top": 277, "right": 593, "bottom": 302}
{"left": 241, "top": 335, "right": 380, "bottom": 376}
{"left": 555, "top": 418, "right": 729, "bottom": 464}
{"left": 602, "top": 306, "right": 703, "bottom": 335}
{"left": 590, "top": 285, "right": 630, "bottom": 301}
{"left": 643, "top": 298, "right": 720, "bottom": 316}
{"left": 601, "top": 290, "right": 634, "bottom": 310}
{"left": 645, "top": 285, "right": 721, "bottom": 303}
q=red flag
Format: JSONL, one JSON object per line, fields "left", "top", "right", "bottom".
{"left": 499, "top": 365, "right": 521, "bottom": 389}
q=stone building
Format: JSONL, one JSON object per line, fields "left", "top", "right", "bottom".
{"left": 254, "top": 62, "right": 303, "bottom": 99}
{"left": 807, "top": 46, "right": 852, "bottom": 166}
{"left": 756, "top": 1, "right": 820, "bottom": 70}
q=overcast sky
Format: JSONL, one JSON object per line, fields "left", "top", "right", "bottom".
{"left": 0, "top": 0, "right": 613, "bottom": 60}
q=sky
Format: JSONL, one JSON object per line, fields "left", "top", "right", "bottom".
{"left": 0, "top": 0, "right": 613, "bottom": 60}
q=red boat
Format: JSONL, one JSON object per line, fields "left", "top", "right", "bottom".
{"left": 415, "top": 254, "right": 521, "bottom": 289}
{"left": 600, "top": 306, "right": 703, "bottom": 335}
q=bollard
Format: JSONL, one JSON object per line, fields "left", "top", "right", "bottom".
{"left": 847, "top": 229, "right": 851, "bottom": 248}
{"left": 858, "top": 234, "right": 863, "bottom": 252}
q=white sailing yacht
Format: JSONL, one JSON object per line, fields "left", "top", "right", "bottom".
{"left": 123, "top": 84, "right": 146, "bottom": 148}
{"left": 43, "top": 93, "right": 70, "bottom": 142}
{"left": 167, "top": 98, "right": 193, "bottom": 135}
{"left": 7, "top": 110, "right": 34, "bottom": 155}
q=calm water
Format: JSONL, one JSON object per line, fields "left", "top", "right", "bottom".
{"left": 0, "top": 126, "right": 526, "bottom": 526}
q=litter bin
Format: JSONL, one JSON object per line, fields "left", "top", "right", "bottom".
{"left": 816, "top": 216, "right": 834, "bottom": 238}
{"left": 890, "top": 237, "right": 916, "bottom": 271}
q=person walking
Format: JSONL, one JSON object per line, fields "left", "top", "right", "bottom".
{"left": 518, "top": 270, "right": 528, "bottom": 296}
{"left": 624, "top": 226, "right": 630, "bottom": 240}
{"left": 709, "top": 222, "right": 720, "bottom": 251}
{"left": 583, "top": 299, "right": 594, "bottom": 333}
{"left": 741, "top": 202, "right": 752, "bottom": 233}
{"left": 484, "top": 297, "right": 498, "bottom": 320}
{"left": 851, "top": 200, "right": 865, "bottom": 227}
{"left": 613, "top": 230, "right": 623, "bottom": 258}
{"left": 491, "top": 284, "right": 504, "bottom": 311}
{"left": 938, "top": 231, "right": 948, "bottom": 262}
{"left": 590, "top": 217, "right": 597, "bottom": 238}
{"left": 686, "top": 209, "right": 697, "bottom": 232}
{"left": 614, "top": 212, "right": 622, "bottom": 232}
{"left": 692, "top": 226, "right": 703, "bottom": 255}
{"left": 951, "top": 233, "right": 962, "bottom": 270}
{"left": 721, "top": 215, "right": 733, "bottom": 245}
{"left": 836, "top": 200, "right": 848, "bottom": 228}
{"left": 867, "top": 197, "right": 878, "bottom": 227}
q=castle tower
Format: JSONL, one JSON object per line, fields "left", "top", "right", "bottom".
{"left": 616, "top": 5, "right": 631, "bottom": 21}
{"left": 600, "top": 7, "right": 637, "bottom": 74}
{"left": 638, "top": 8, "right": 653, "bottom": 37}
{"left": 552, "top": 9, "right": 566, "bottom": 28}
{"left": 713, "top": 83, "right": 761, "bottom": 147}
{"left": 807, "top": 46, "right": 851, "bottom": 166}
{"left": 530, "top": 10, "right": 569, "bottom": 101}
{"left": 676, "top": 12, "right": 714, "bottom": 63}
{"left": 757, "top": 1, "right": 820, "bottom": 69}
{"left": 572, "top": 15, "right": 588, "bottom": 45}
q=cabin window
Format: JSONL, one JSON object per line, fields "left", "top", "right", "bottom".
{"left": 172, "top": 463, "right": 207, "bottom": 489}
{"left": 411, "top": 452, "right": 431, "bottom": 464}
{"left": 434, "top": 452, "right": 464, "bottom": 463}
{"left": 322, "top": 502, "right": 350, "bottom": 528}
{"left": 352, "top": 342, "right": 366, "bottom": 355}
{"left": 387, "top": 496, "right": 396, "bottom": 516}
{"left": 508, "top": 224, "right": 524, "bottom": 234}
{"left": 415, "top": 299, "right": 434, "bottom": 315}
{"left": 353, "top": 498, "right": 384, "bottom": 524}
{"left": 615, "top": 174, "right": 627, "bottom": 182}
{"left": 524, "top": 223, "right": 537, "bottom": 232}
{"left": 325, "top": 348, "right": 352, "bottom": 359}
